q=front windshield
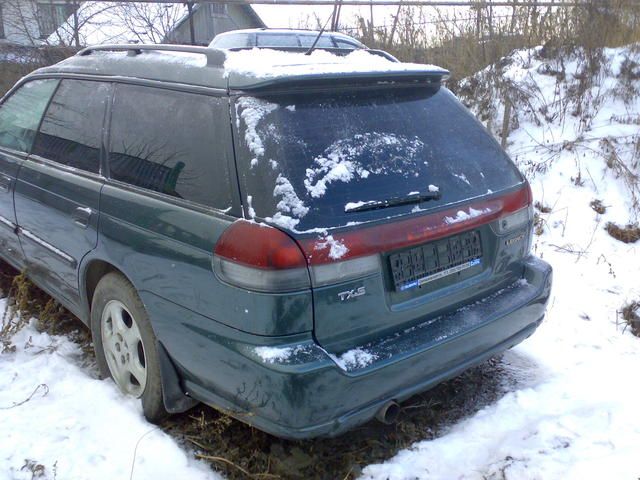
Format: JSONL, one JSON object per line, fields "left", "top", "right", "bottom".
{"left": 234, "top": 87, "right": 522, "bottom": 232}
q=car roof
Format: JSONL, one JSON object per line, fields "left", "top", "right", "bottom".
{"left": 31, "top": 44, "right": 448, "bottom": 93}
{"left": 213, "top": 28, "right": 364, "bottom": 42}
{"left": 210, "top": 28, "right": 366, "bottom": 50}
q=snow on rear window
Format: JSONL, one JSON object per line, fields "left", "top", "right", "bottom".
{"left": 304, "top": 133, "right": 425, "bottom": 198}
{"left": 234, "top": 87, "right": 522, "bottom": 232}
{"left": 236, "top": 96, "right": 278, "bottom": 166}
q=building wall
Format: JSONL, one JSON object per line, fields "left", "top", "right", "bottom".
{"left": 0, "top": 0, "right": 42, "bottom": 46}
{"left": 168, "top": 4, "right": 263, "bottom": 46}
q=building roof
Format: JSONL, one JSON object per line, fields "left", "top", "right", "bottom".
{"left": 32, "top": 45, "right": 449, "bottom": 92}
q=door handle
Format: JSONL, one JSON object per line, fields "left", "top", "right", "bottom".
{"left": 72, "top": 206, "right": 92, "bottom": 228}
{"left": 0, "top": 174, "right": 12, "bottom": 193}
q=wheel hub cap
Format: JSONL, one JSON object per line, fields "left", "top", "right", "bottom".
{"left": 100, "top": 300, "right": 147, "bottom": 398}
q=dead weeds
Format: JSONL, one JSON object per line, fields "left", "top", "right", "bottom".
{"left": 0, "top": 261, "right": 91, "bottom": 355}
{"left": 620, "top": 301, "right": 640, "bottom": 337}
{"left": 589, "top": 199, "right": 607, "bottom": 214}
{"left": 163, "top": 357, "right": 515, "bottom": 480}
{"left": 605, "top": 222, "right": 640, "bottom": 243}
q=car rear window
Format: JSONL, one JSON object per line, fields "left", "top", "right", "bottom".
{"left": 234, "top": 87, "right": 522, "bottom": 232}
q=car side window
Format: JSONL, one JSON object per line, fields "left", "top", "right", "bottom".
{"left": 32, "top": 79, "right": 110, "bottom": 174}
{"left": 0, "top": 79, "right": 59, "bottom": 154}
{"left": 299, "top": 35, "right": 334, "bottom": 48}
{"left": 107, "top": 84, "right": 234, "bottom": 210}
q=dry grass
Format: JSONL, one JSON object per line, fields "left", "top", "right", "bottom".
{"left": 620, "top": 301, "right": 640, "bottom": 337}
{"left": 162, "top": 356, "right": 516, "bottom": 480}
{"left": 590, "top": 199, "right": 607, "bottom": 214}
{"left": 342, "top": 1, "right": 640, "bottom": 93}
{"left": 0, "top": 261, "right": 91, "bottom": 354}
{"left": 535, "top": 201, "right": 552, "bottom": 214}
{"left": 606, "top": 222, "right": 640, "bottom": 243}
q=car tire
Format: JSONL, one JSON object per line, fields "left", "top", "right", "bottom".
{"left": 90, "top": 271, "right": 168, "bottom": 423}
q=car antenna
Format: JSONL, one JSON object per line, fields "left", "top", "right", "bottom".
{"left": 305, "top": 12, "right": 334, "bottom": 56}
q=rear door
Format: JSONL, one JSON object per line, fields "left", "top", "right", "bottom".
{"left": 14, "top": 79, "right": 110, "bottom": 310}
{"left": 0, "top": 79, "right": 58, "bottom": 267}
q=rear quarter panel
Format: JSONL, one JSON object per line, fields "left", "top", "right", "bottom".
{"left": 91, "top": 184, "right": 313, "bottom": 336}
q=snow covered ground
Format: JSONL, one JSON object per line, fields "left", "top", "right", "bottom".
{"left": 1, "top": 45, "right": 639, "bottom": 479}
{"left": 0, "top": 301, "right": 219, "bottom": 480}
{"left": 362, "top": 45, "right": 640, "bottom": 479}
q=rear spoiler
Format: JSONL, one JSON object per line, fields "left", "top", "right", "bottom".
{"left": 229, "top": 68, "right": 450, "bottom": 92}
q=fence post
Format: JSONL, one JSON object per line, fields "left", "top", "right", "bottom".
{"left": 187, "top": 2, "right": 195, "bottom": 45}
{"left": 501, "top": 94, "right": 512, "bottom": 149}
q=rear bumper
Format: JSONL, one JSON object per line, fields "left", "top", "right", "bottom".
{"left": 145, "top": 255, "right": 552, "bottom": 440}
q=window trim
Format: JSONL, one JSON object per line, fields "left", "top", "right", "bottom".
{"left": 27, "top": 153, "right": 105, "bottom": 182}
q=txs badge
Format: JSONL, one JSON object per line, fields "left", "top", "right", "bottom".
{"left": 338, "top": 286, "right": 366, "bottom": 301}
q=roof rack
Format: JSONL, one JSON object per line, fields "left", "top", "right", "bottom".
{"left": 77, "top": 44, "right": 226, "bottom": 67}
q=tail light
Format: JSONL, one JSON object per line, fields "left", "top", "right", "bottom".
{"left": 494, "top": 181, "right": 533, "bottom": 234}
{"left": 214, "top": 184, "right": 531, "bottom": 292}
{"left": 296, "top": 184, "right": 530, "bottom": 263}
{"left": 213, "top": 220, "right": 310, "bottom": 292}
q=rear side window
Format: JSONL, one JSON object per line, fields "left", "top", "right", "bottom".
{"left": 0, "top": 79, "right": 58, "bottom": 153}
{"left": 108, "top": 84, "right": 233, "bottom": 210}
{"left": 32, "top": 79, "right": 110, "bottom": 173}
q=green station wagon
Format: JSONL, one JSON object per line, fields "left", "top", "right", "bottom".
{"left": 0, "top": 44, "right": 552, "bottom": 439}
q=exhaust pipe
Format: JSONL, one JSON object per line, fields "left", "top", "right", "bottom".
{"left": 375, "top": 400, "right": 400, "bottom": 425}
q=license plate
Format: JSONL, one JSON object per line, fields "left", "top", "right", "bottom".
{"left": 389, "top": 230, "right": 482, "bottom": 292}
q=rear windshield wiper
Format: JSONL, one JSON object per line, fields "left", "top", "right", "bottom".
{"left": 345, "top": 189, "right": 442, "bottom": 213}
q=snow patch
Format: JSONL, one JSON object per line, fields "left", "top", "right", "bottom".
{"left": 273, "top": 174, "right": 309, "bottom": 219}
{"left": 236, "top": 96, "right": 278, "bottom": 166}
{"left": 246, "top": 195, "right": 256, "bottom": 219}
{"left": 453, "top": 172, "right": 471, "bottom": 185}
{"left": 254, "top": 346, "right": 304, "bottom": 363}
{"left": 0, "top": 302, "right": 217, "bottom": 480}
{"left": 304, "top": 133, "right": 425, "bottom": 198}
{"left": 328, "top": 348, "right": 378, "bottom": 371}
{"left": 444, "top": 207, "right": 492, "bottom": 224}
{"left": 315, "top": 235, "right": 349, "bottom": 260}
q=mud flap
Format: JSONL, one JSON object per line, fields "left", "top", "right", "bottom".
{"left": 156, "top": 341, "right": 199, "bottom": 414}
